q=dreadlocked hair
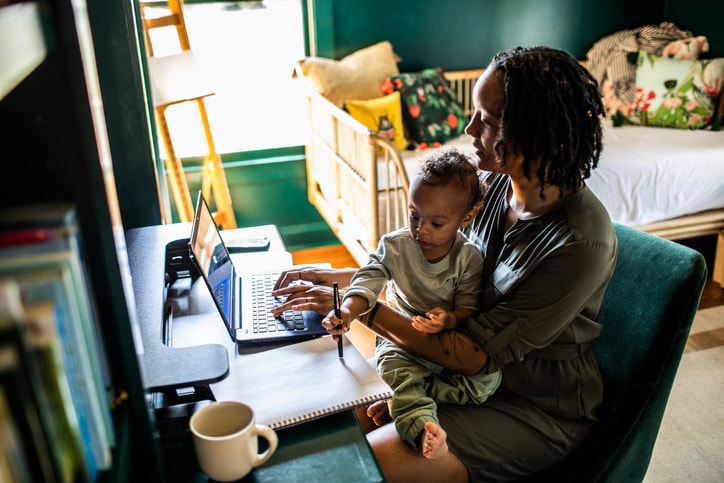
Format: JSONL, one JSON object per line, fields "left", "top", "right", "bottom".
{"left": 416, "top": 147, "right": 486, "bottom": 212}
{"left": 491, "top": 46, "right": 604, "bottom": 200}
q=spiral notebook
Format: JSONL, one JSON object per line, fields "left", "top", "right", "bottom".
{"left": 210, "top": 336, "right": 392, "bottom": 429}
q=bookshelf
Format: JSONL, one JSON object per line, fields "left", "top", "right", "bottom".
{"left": 0, "top": 1, "right": 164, "bottom": 480}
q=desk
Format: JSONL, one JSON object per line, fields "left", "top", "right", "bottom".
{"left": 125, "top": 223, "right": 292, "bottom": 391}
{"left": 125, "top": 223, "right": 384, "bottom": 482}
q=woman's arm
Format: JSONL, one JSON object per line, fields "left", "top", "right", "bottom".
{"left": 358, "top": 302, "right": 488, "bottom": 376}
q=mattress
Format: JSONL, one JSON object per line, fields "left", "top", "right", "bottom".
{"left": 588, "top": 121, "right": 724, "bottom": 227}
{"left": 395, "top": 122, "right": 724, "bottom": 227}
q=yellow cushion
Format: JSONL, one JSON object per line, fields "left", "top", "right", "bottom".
{"left": 296, "top": 41, "right": 400, "bottom": 108}
{"left": 346, "top": 91, "right": 408, "bottom": 151}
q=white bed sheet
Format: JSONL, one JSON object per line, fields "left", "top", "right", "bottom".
{"left": 394, "top": 123, "right": 724, "bottom": 227}
{"left": 588, "top": 122, "right": 724, "bottom": 227}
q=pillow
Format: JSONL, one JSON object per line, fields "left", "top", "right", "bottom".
{"left": 345, "top": 91, "right": 408, "bottom": 151}
{"left": 386, "top": 68, "right": 467, "bottom": 145}
{"left": 611, "top": 51, "right": 724, "bottom": 129}
{"left": 295, "top": 41, "right": 400, "bottom": 108}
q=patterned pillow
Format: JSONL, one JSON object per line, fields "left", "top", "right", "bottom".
{"left": 295, "top": 41, "right": 400, "bottom": 108}
{"left": 345, "top": 91, "right": 409, "bottom": 151}
{"left": 611, "top": 51, "right": 724, "bottom": 129}
{"left": 385, "top": 68, "right": 467, "bottom": 146}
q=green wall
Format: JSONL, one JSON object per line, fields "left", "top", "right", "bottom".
{"left": 326, "top": 0, "right": 723, "bottom": 69}
{"left": 664, "top": 0, "right": 724, "bottom": 57}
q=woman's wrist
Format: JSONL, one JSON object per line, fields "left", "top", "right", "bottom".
{"left": 360, "top": 301, "right": 381, "bottom": 327}
{"left": 446, "top": 312, "right": 458, "bottom": 330}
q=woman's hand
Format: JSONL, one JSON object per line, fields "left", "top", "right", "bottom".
{"left": 271, "top": 267, "right": 356, "bottom": 316}
{"left": 272, "top": 267, "right": 356, "bottom": 291}
{"left": 270, "top": 283, "right": 335, "bottom": 316}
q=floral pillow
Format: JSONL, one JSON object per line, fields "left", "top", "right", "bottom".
{"left": 383, "top": 68, "right": 466, "bottom": 147}
{"left": 611, "top": 51, "right": 724, "bottom": 129}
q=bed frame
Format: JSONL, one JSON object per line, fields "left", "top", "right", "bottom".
{"left": 298, "top": 68, "right": 724, "bottom": 285}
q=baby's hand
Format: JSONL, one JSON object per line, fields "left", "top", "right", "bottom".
{"left": 411, "top": 308, "right": 449, "bottom": 333}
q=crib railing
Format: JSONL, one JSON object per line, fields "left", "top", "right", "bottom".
{"left": 302, "top": 68, "right": 485, "bottom": 265}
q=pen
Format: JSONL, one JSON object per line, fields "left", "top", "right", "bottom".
{"left": 333, "top": 282, "right": 344, "bottom": 358}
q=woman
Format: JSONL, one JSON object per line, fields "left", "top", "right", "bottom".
{"left": 272, "top": 46, "right": 617, "bottom": 482}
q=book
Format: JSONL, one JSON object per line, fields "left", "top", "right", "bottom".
{"left": 22, "top": 299, "right": 89, "bottom": 483}
{"left": 0, "top": 205, "right": 115, "bottom": 477}
{"left": 0, "top": 280, "right": 85, "bottom": 483}
{"left": 210, "top": 336, "right": 392, "bottom": 429}
{"left": 0, "top": 340, "right": 50, "bottom": 482}
{"left": 0, "top": 261, "right": 113, "bottom": 476}
{"left": 0, "top": 204, "right": 113, "bottom": 413}
{"left": 23, "top": 271, "right": 108, "bottom": 479}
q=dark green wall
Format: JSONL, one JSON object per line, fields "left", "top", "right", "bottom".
{"left": 327, "top": 0, "right": 723, "bottom": 69}
{"left": 664, "top": 0, "right": 724, "bottom": 57}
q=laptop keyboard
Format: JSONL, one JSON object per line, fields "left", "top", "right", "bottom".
{"left": 251, "top": 272, "right": 305, "bottom": 333}
{"left": 214, "top": 284, "right": 225, "bottom": 307}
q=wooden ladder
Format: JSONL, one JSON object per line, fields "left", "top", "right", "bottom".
{"left": 140, "top": 0, "right": 236, "bottom": 229}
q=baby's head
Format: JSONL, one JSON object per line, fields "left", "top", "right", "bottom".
{"left": 407, "top": 148, "right": 484, "bottom": 258}
{"left": 412, "top": 147, "right": 485, "bottom": 220}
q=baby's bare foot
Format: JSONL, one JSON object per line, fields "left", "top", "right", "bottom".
{"left": 366, "top": 400, "right": 391, "bottom": 426}
{"left": 422, "top": 421, "right": 448, "bottom": 459}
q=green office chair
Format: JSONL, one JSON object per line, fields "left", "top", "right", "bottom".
{"left": 527, "top": 223, "right": 708, "bottom": 482}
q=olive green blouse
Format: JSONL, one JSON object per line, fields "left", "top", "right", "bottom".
{"left": 463, "top": 172, "right": 618, "bottom": 421}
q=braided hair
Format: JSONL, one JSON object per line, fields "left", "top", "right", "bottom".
{"left": 416, "top": 147, "right": 485, "bottom": 213}
{"left": 490, "top": 46, "right": 604, "bottom": 200}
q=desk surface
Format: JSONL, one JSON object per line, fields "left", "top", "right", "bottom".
{"left": 126, "top": 223, "right": 384, "bottom": 482}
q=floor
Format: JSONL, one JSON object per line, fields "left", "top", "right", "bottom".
{"left": 644, "top": 304, "right": 724, "bottom": 482}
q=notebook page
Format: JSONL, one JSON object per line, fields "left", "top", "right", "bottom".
{"left": 210, "top": 336, "right": 392, "bottom": 429}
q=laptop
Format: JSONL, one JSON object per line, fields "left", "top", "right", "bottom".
{"left": 188, "top": 192, "right": 327, "bottom": 347}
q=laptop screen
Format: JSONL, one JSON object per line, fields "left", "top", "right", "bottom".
{"left": 189, "top": 192, "right": 234, "bottom": 324}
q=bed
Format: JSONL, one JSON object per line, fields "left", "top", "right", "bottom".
{"left": 296, "top": 57, "right": 724, "bottom": 284}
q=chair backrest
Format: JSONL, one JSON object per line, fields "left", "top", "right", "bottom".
{"left": 528, "top": 223, "right": 707, "bottom": 482}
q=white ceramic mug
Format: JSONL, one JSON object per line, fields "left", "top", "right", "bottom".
{"left": 189, "top": 401, "right": 278, "bottom": 481}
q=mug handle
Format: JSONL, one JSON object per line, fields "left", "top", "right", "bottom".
{"left": 253, "top": 424, "right": 279, "bottom": 467}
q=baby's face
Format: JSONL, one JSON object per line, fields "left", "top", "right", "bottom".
{"left": 408, "top": 181, "right": 471, "bottom": 262}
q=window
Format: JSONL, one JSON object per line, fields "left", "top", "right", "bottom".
{"left": 143, "top": 0, "right": 307, "bottom": 158}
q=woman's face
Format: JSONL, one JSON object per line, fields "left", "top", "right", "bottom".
{"left": 465, "top": 68, "right": 522, "bottom": 174}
